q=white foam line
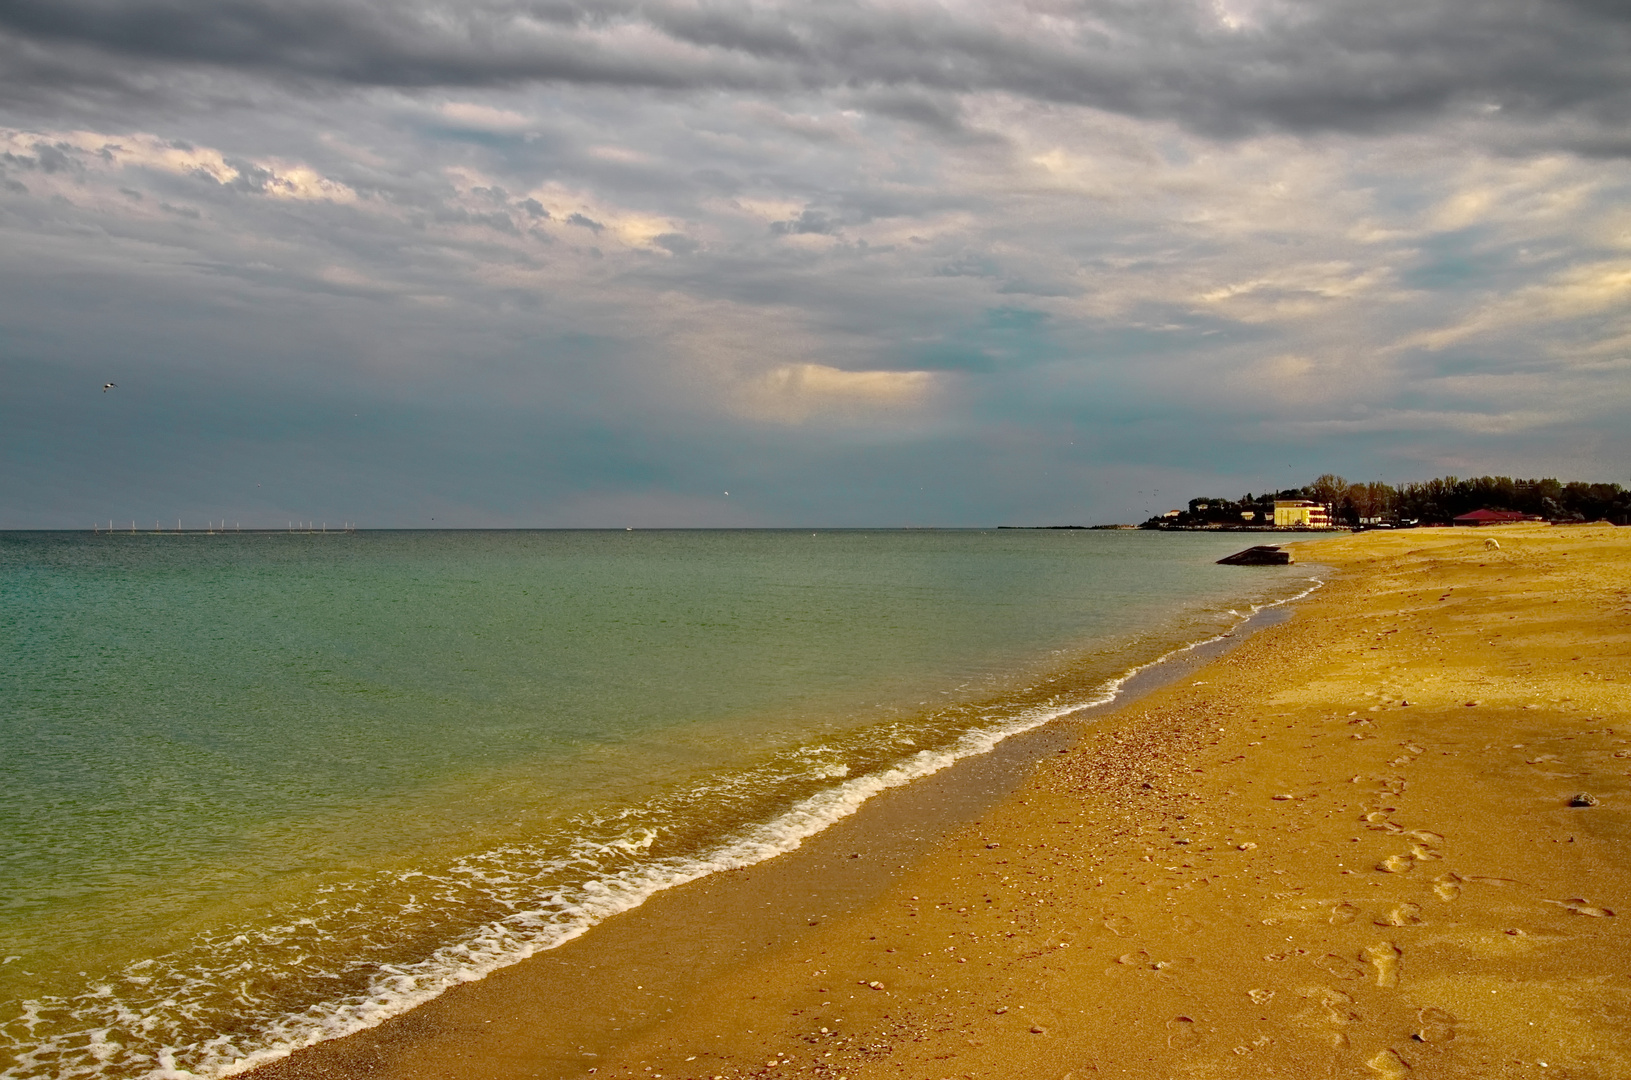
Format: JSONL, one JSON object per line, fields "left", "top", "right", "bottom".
{"left": 200, "top": 574, "right": 1324, "bottom": 1079}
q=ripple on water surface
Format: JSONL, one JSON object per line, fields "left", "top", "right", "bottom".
{"left": 0, "top": 529, "right": 1322, "bottom": 1078}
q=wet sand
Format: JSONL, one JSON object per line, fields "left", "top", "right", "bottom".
{"left": 250, "top": 525, "right": 1630, "bottom": 1080}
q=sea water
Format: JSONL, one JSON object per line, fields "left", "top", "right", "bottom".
{"left": 0, "top": 529, "right": 1319, "bottom": 1078}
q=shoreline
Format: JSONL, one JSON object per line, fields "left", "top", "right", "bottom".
{"left": 242, "top": 564, "right": 1324, "bottom": 1080}
{"left": 253, "top": 525, "right": 1630, "bottom": 1079}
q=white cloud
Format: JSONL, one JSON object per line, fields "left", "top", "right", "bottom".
{"left": 434, "top": 102, "right": 535, "bottom": 133}
{"left": 0, "top": 128, "right": 357, "bottom": 203}
{"left": 1402, "top": 262, "right": 1631, "bottom": 351}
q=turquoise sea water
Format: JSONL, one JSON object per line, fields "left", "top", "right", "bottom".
{"left": 0, "top": 529, "right": 1318, "bottom": 1078}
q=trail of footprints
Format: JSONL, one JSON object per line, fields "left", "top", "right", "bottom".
{"left": 1166, "top": 787, "right": 1610, "bottom": 1071}
{"left": 1338, "top": 800, "right": 1478, "bottom": 1070}
{"left": 1333, "top": 792, "right": 1609, "bottom": 1074}
{"left": 1162, "top": 666, "right": 1621, "bottom": 1073}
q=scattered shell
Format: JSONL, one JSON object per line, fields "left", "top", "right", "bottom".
{"left": 1569, "top": 792, "right": 1600, "bottom": 807}
{"left": 1544, "top": 898, "right": 1615, "bottom": 917}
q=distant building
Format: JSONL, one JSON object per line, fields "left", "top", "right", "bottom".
{"left": 1240, "top": 510, "right": 1257, "bottom": 521}
{"left": 1274, "top": 499, "right": 1330, "bottom": 528}
{"left": 1452, "top": 509, "right": 1541, "bottom": 526}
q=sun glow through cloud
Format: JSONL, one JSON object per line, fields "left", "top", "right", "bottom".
{"left": 1, "top": 0, "right": 1628, "bottom": 525}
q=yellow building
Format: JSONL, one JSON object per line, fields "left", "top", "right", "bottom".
{"left": 1274, "top": 499, "right": 1331, "bottom": 528}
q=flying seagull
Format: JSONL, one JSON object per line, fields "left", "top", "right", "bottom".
{"left": 103, "top": 383, "right": 116, "bottom": 392}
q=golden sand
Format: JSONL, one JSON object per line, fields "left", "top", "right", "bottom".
{"left": 253, "top": 525, "right": 1630, "bottom": 1080}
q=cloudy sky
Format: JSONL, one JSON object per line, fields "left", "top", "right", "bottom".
{"left": 3, "top": 0, "right": 1628, "bottom": 527}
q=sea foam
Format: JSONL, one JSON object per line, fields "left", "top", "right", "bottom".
{"left": 5, "top": 576, "right": 1322, "bottom": 1080}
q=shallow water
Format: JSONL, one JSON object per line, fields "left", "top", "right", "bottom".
{"left": 0, "top": 529, "right": 1317, "bottom": 1078}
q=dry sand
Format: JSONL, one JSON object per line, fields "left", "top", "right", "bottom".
{"left": 252, "top": 525, "right": 1630, "bottom": 1080}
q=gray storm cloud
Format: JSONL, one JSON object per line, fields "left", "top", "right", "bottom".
{"left": 1, "top": 0, "right": 1628, "bottom": 527}
{"left": 1, "top": 0, "right": 1628, "bottom": 148}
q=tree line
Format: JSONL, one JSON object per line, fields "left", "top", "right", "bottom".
{"left": 1140, "top": 474, "right": 1631, "bottom": 528}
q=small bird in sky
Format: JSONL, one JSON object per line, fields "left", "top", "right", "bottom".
{"left": 102, "top": 383, "right": 117, "bottom": 392}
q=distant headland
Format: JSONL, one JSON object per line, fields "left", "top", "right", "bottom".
{"left": 1004, "top": 472, "right": 1631, "bottom": 530}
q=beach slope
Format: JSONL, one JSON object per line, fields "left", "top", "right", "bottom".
{"left": 253, "top": 525, "right": 1631, "bottom": 1080}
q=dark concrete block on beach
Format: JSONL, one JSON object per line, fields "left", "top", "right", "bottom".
{"left": 1217, "top": 544, "right": 1293, "bottom": 565}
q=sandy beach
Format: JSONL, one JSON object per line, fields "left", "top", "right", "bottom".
{"left": 252, "top": 525, "right": 1630, "bottom": 1080}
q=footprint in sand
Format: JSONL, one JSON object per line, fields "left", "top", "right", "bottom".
{"left": 1330, "top": 902, "right": 1358, "bottom": 925}
{"left": 1365, "top": 941, "right": 1402, "bottom": 988}
{"left": 1166, "top": 1016, "right": 1204, "bottom": 1049}
{"left": 1378, "top": 903, "right": 1423, "bottom": 927}
{"left": 1377, "top": 854, "right": 1415, "bottom": 874}
{"left": 1414, "top": 1006, "right": 1458, "bottom": 1043}
{"left": 1362, "top": 811, "right": 1402, "bottom": 834}
{"left": 1171, "top": 914, "right": 1200, "bottom": 934}
{"left": 1102, "top": 913, "right": 1133, "bottom": 936}
{"left": 1435, "top": 871, "right": 1522, "bottom": 901}
{"left": 1543, "top": 898, "right": 1616, "bottom": 917}
{"left": 1316, "top": 988, "right": 1359, "bottom": 1024}
{"left": 1366, "top": 1048, "right": 1409, "bottom": 1079}
{"left": 1313, "top": 953, "right": 1369, "bottom": 981}
{"left": 1295, "top": 987, "right": 1359, "bottom": 1046}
